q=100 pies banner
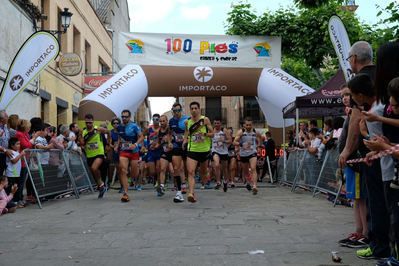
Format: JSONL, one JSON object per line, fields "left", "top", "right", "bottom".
{"left": 115, "top": 32, "right": 281, "bottom": 69}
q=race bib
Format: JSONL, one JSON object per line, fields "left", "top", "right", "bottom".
{"left": 88, "top": 142, "right": 99, "bottom": 150}
{"left": 192, "top": 133, "right": 204, "bottom": 143}
{"left": 242, "top": 142, "right": 252, "bottom": 150}
{"left": 121, "top": 141, "right": 132, "bottom": 149}
{"left": 174, "top": 133, "right": 184, "bottom": 142}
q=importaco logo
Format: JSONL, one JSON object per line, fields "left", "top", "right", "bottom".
{"left": 9, "top": 75, "right": 24, "bottom": 91}
{"left": 193, "top": 66, "right": 213, "bottom": 83}
{"left": 179, "top": 66, "right": 227, "bottom": 92}
{"left": 126, "top": 39, "right": 144, "bottom": 54}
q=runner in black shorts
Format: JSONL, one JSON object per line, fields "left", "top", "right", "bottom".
{"left": 158, "top": 115, "right": 173, "bottom": 197}
{"left": 211, "top": 118, "right": 232, "bottom": 192}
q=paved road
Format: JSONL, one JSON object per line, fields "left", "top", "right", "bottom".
{"left": 0, "top": 185, "right": 373, "bottom": 266}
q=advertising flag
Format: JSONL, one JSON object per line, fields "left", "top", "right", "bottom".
{"left": 0, "top": 31, "right": 60, "bottom": 109}
{"left": 328, "top": 16, "right": 352, "bottom": 81}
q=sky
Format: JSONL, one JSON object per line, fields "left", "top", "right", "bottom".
{"left": 126, "top": 0, "right": 391, "bottom": 117}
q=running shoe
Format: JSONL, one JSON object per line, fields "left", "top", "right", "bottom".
{"left": 187, "top": 193, "right": 197, "bottom": 203}
{"left": 181, "top": 183, "right": 187, "bottom": 194}
{"left": 376, "top": 257, "right": 399, "bottom": 266}
{"left": 356, "top": 247, "right": 387, "bottom": 260}
{"left": 157, "top": 185, "right": 165, "bottom": 197}
{"left": 121, "top": 193, "right": 130, "bottom": 202}
{"left": 214, "top": 183, "right": 221, "bottom": 190}
{"left": 223, "top": 182, "right": 228, "bottom": 192}
{"left": 173, "top": 191, "right": 184, "bottom": 203}
{"left": 98, "top": 185, "right": 107, "bottom": 198}
{"left": 136, "top": 185, "right": 142, "bottom": 191}
{"left": 252, "top": 187, "right": 258, "bottom": 195}
{"left": 338, "top": 232, "right": 361, "bottom": 247}
{"left": 200, "top": 185, "right": 205, "bottom": 190}
{"left": 246, "top": 183, "right": 252, "bottom": 191}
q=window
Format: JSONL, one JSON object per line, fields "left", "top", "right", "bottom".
{"left": 73, "top": 26, "right": 81, "bottom": 56}
{"left": 40, "top": 99, "right": 49, "bottom": 122}
{"left": 205, "top": 97, "right": 224, "bottom": 123}
{"left": 99, "top": 59, "right": 110, "bottom": 75}
{"left": 85, "top": 41, "right": 91, "bottom": 73}
{"left": 57, "top": 7, "right": 68, "bottom": 52}
{"left": 243, "top": 96, "right": 264, "bottom": 122}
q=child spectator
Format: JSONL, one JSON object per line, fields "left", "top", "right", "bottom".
{"left": 0, "top": 176, "right": 17, "bottom": 215}
{"left": 307, "top": 128, "right": 321, "bottom": 158}
{"left": 34, "top": 124, "right": 54, "bottom": 165}
{"left": 5, "top": 137, "right": 25, "bottom": 207}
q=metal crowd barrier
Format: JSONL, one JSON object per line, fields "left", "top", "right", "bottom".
{"left": 291, "top": 151, "right": 325, "bottom": 192}
{"left": 281, "top": 149, "right": 306, "bottom": 185}
{"left": 24, "top": 149, "right": 94, "bottom": 208}
{"left": 312, "top": 148, "right": 343, "bottom": 207}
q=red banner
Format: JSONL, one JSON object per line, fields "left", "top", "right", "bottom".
{"left": 83, "top": 75, "right": 112, "bottom": 94}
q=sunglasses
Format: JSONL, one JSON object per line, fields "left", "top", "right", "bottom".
{"left": 153, "top": 118, "right": 160, "bottom": 121}
{"left": 112, "top": 122, "right": 119, "bottom": 125}
{"left": 172, "top": 109, "right": 182, "bottom": 112}
{"left": 346, "top": 54, "right": 354, "bottom": 62}
{"left": 121, "top": 115, "right": 130, "bottom": 118}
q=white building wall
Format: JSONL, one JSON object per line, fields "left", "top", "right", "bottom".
{"left": 0, "top": 0, "right": 40, "bottom": 119}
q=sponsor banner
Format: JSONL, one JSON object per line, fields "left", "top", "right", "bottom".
{"left": 79, "top": 65, "right": 148, "bottom": 120}
{"left": 257, "top": 68, "right": 314, "bottom": 109}
{"left": 83, "top": 75, "right": 113, "bottom": 94}
{"left": 328, "top": 16, "right": 352, "bottom": 81}
{"left": 0, "top": 31, "right": 59, "bottom": 109}
{"left": 58, "top": 53, "right": 82, "bottom": 76}
{"left": 116, "top": 32, "right": 281, "bottom": 68}
{"left": 79, "top": 65, "right": 313, "bottom": 128}
{"left": 141, "top": 66, "right": 262, "bottom": 96}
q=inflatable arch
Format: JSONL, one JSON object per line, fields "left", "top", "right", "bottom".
{"left": 79, "top": 33, "right": 314, "bottom": 127}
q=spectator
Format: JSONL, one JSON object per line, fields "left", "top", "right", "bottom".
{"left": 332, "top": 116, "right": 345, "bottom": 139}
{"left": 68, "top": 122, "right": 80, "bottom": 151}
{"left": 260, "top": 131, "right": 276, "bottom": 183}
{"left": 34, "top": 124, "right": 54, "bottom": 165}
{"left": 318, "top": 119, "right": 333, "bottom": 158}
{"left": 7, "top": 114, "right": 19, "bottom": 138}
{"left": 15, "top": 119, "right": 37, "bottom": 203}
{"left": 307, "top": 128, "right": 321, "bottom": 157}
{"left": 0, "top": 110, "right": 11, "bottom": 176}
{"left": 0, "top": 176, "right": 17, "bottom": 215}
{"left": 5, "top": 137, "right": 25, "bottom": 208}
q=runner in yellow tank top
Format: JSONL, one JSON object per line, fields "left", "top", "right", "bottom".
{"left": 183, "top": 101, "right": 214, "bottom": 203}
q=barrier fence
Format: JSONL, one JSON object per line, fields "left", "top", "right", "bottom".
{"left": 291, "top": 151, "right": 324, "bottom": 192}
{"left": 280, "top": 149, "right": 306, "bottom": 185}
{"left": 313, "top": 148, "right": 343, "bottom": 207}
{"left": 24, "top": 149, "right": 94, "bottom": 208}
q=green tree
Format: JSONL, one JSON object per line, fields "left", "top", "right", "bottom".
{"left": 377, "top": 1, "right": 399, "bottom": 40}
{"left": 225, "top": 1, "right": 393, "bottom": 88}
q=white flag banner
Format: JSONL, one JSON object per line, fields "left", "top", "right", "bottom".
{"left": 256, "top": 68, "right": 314, "bottom": 127}
{"left": 0, "top": 31, "right": 59, "bottom": 109}
{"left": 328, "top": 15, "right": 352, "bottom": 81}
{"left": 79, "top": 65, "right": 148, "bottom": 119}
{"left": 115, "top": 32, "right": 281, "bottom": 68}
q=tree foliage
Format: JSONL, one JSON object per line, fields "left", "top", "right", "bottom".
{"left": 377, "top": 1, "right": 399, "bottom": 40}
{"left": 225, "top": 1, "right": 394, "bottom": 89}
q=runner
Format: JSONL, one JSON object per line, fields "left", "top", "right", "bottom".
{"left": 183, "top": 101, "right": 214, "bottom": 203}
{"left": 80, "top": 113, "right": 107, "bottom": 198}
{"left": 211, "top": 118, "right": 232, "bottom": 192}
{"left": 227, "top": 127, "right": 237, "bottom": 188}
{"left": 233, "top": 117, "right": 262, "bottom": 195}
{"left": 169, "top": 103, "right": 189, "bottom": 203}
{"left": 117, "top": 109, "right": 144, "bottom": 203}
{"left": 158, "top": 115, "right": 173, "bottom": 197}
{"left": 145, "top": 114, "right": 162, "bottom": 188}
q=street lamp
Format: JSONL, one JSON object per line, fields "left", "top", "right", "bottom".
{"left": 60, "top": 8, "right": 73, "bottom": 33}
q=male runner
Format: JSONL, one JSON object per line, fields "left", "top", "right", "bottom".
{"left": 233, "top": 117, "right": 262, "bottom": 195}
{"left": 183, "top": 101, "right": 214, "bottom": 203}
{"left": 80, "top": 113, "right": 107, "bottom": 198}
{"left": 158, "top": 115, "right": 173, "bottom": 197}
{"left": 117, "top": 109, "right": 144, "bottom": 203}
{"left": 211, "top": 118, "right": 232, "bottom": 192}
{"left": 145, "top": 114, "right": 162, "bottom": 187}
{"left": 169, "top": 103, "right": 189, "bottom": 203}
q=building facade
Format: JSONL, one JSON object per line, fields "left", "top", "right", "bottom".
{"left": 0, "top": 0, "right": 41, "bottom": 119}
